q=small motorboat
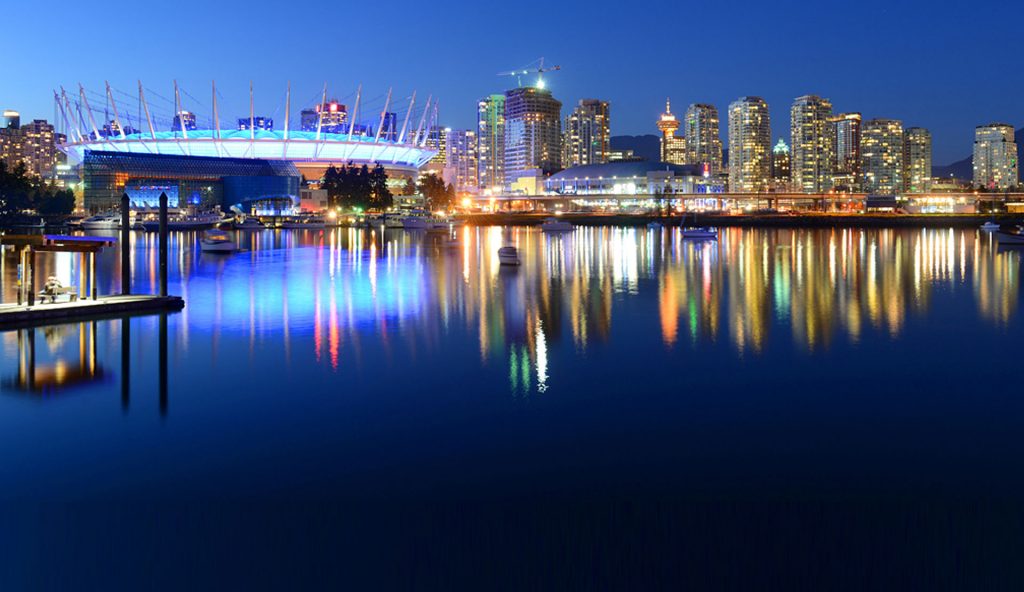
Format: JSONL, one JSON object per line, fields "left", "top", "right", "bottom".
{"left": 280, "top": 216, "right": 326, "bottom": 229}
{"left": 541, "top": 217, "right": 574, "bottom": 232}
{"left": 200, "top": 229, "right": 237, "bottom": 253}
{"left": 681, "top": 227, "right": 718, "bottom": 240}
{"left": 498, "top": 246, "right": 520, "bottom": 266}
{"left": 981, "top": 221, "right": 1001, "bottom": 231}
{"left": 81, "top": 211, "right": 126, "bottom": 231}
{"left": 995, "top": 226, "right": 1024, "bottom": 245}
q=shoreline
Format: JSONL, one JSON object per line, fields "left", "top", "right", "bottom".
{"left": 464, "top": 213, "right": 1022, "bottom": 228}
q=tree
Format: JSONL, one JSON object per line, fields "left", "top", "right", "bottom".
{"left": 35, "top": 187, "right": 75, "bottom": 216}
{"left": 401, "top": 178, "right": 416, "bottom": 197}
{"left": 418, "top": 173, "right": 455, "bottom": 211}
{"left": 368, "top": 164, "right": 393, "bottom": 210}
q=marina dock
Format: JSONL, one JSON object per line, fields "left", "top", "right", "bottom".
{"left": 0, "top": 295, "right": 183, "bottom": 331}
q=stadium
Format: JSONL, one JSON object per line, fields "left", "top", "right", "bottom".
{"left": 56, "top": 82, "right": 439, "bottom": 212}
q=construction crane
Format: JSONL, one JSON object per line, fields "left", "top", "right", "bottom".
{"left": 497, "top": 57, "right": 561, "bottom": 89}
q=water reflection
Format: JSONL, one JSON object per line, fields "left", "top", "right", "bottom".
{"left": 1, "top": 226, "right": 1019, "bottom": 397}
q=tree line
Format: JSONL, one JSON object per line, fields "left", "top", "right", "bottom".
{"left": 320, "top": 164, "right": 458, "bottom": 212}
{"left": 0, "top": 161, "right": 75, "bottom": 220}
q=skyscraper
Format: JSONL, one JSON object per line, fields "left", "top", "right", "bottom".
{"left": 299, "top": 100, "right": 347, "bottom": 134}
{"left": 477, "top": 94, "right": 505, "bottom": 191}
{"left": 563, "top": 99, "right": 610, "bottom": 167}
{"left": 0, "top": 119, "right": 64, "bottom": 178}
{"left": 903, "top": 127, "right": 932, "bottom": 193}
{"left": 426, "top": 126, "right": 449, "bottom": 165}
{"left": 830, "top": 112, "right": 861, "bottom": 191}
{"left": 973, "top": 123, "right": 1018, "bottom": 190}
{"left": 684, "top": 103, "right": 722, "bottom": 175}
{"left": 790, "top": 95, "right": 834, "bottom": 193}
{"left": 446, "top": 129, "right": 479, "bottom": 193}
{"left": 727, "top": 97, "right": 771, "bottom": 192}
{"left": 656, "top": 99, "right": 685, "bottom": 165}
{"left": 503, "top": 86, "right": 561, "bottom": 182}
{"left": 860, "top": 119, "right": 904, "bottom": 195}
{"left": 771, "top": 139, "right": 791, "bottom": 190}
{"left": 237, "top": 116, "right": 273, "bottom": 131}
{"left": 172, "top": 111, "right": 197, "bottom": 132}
{"left": 2, "top": 110, "right": 20, "bottom": 129}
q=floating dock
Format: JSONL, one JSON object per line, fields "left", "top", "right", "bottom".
{"left": 0, "top": 295, "right": 184, "bottom": 331}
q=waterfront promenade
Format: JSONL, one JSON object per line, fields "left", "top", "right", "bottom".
{"left": 465, "top": 212, "right": 1023, "bottom": 228}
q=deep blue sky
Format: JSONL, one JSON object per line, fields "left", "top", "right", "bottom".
{"left": 2, "top": 0, "right": 1019, "bottom": 164}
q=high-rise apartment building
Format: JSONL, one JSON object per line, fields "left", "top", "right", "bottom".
{"left": 684, "top": 103, "right": 722, "bottom": 175}
{"left": 563, "top": 99, "right": 610, "bottom": 167}
{"left": 426, "top": 126, "right": 449, "bottom": 165}
{"left": 771, "top": 139, "right": 791, "bottom": 190}
{"left": 446, "top": 129, "right": 479, "bottom": 193}
{"left": 727, "top": 97, "right": 771, "bottom": 192}
{"left": 656, "top": 99, "right": 686, "bottom": 165}
{"left": 0, "top": 118, "right": 64, "bottom": 178}
{"left": 790, "top": 95, "right": 834, "bottom": 193}
{"left": 830, "top": 112, "right": 861, "bottom": 191}
{"left": 237, "top": 116, "right": 274, "bottom": 131}
{"left": 903, "top": 127, "right": 932, "bottom": 193}
{"left": 477, "top": 94, "right": 505, "bottom": 191}
{"left": 172, "top": 111, "right": 197, "bottom": 132}
{"left": 973, "top": 123, "right": 1018, "bottom": 190}
{"left": 503, "top": 86, "right": 561, "bottom": 183}
{"left": 299, "top": 100, "right": 348, "bottom": 134}
{"left": 860, "top": 118, "right": 904, "bottom": 195}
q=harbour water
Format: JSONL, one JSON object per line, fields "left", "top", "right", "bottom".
{"left": 1, "top": 226, "right": 1022, "bottom": 584}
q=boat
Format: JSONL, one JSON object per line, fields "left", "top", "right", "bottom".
{"left": 280, "top": 216, "right": 326, "bottom": 229}
{"left": 647, "top": 221, "right": 664, "bottom": 229}
{"left": 81, "top": 211, "right": 126, "bottom": 231}
{"left": 141, "top": 211, "right": 223, "bottom": 232}
{"left": 199, "top": 229, "right": 237, "bottom": 253}
{"left": 994, "top": 226, "right": 1024, "bottom": 245}
{"left": 383, "top": 214, "right": 406, "bottom": 229}
{"left": 498, "top": 246, "right": 520, "bottom": 266}
{"left": 680, "top": 213, "right": 718, "bottom": 240}
{"left": 540, "top": 217, "right": 574, "bottom": 232}
{"left": 981, "top": 221, "right": 1001, "bottom": 231}
{"left": 402, "top": 216, "right": 433, "bottom": 230}
{"left": 234, "top": 217, "right": 265, "bottom": 230}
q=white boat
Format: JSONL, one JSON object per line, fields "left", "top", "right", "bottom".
{"left": 280, "top": 216, "right": 325, "bottom": 229}
{"left": 995, "top": 226, "right": 1024, "bottom": 245}
{"left": 498, "top": 246, "right": 520, "bottom": 266}
{"left": 234, "top": 217, "right": 265, "bottom": 230}
{"left": 403, "top": 216, "right": 433, "bottom": 230}
{"left": 541, "top": 217, "right": 574, "bottom": 232}
{"left": 199, "top": 229, "right": 237, "bottom": 253}
{"left": 142, "top": 211, "right": 223, "bottom": 231}
{"left": 383, "top": 214, "right": 405, "bottom": 229}
{"left": 981, "top": 221, "right": 1001, "bottom": 231}
{"left": 81, "top": 211, "right": 127, "bottom": 231}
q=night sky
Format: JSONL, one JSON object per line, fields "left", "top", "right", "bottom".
{"left": 2, "top": 0, "right": 1019, "bottom": 163}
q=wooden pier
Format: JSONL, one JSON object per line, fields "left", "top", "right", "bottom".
{"left": 0, "top": 295, "right": 184, "bottom": 331}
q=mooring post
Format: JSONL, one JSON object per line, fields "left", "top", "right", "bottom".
{"left": 159, "top": 313, "right": 168, "bottom": 417}
{"left": 121, "top": 192, "right": 131, "bottom": 295}
{"left": 159, "top": 192, "right": 168, "bottom": 297}
{"left": 26, "top": 247, "right": 35, "bottom": 307}
{"left": 89, "top": 252, "right": 98, "bottom": 301}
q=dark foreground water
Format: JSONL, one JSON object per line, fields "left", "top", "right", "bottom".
{"left": 1, "top": 226, "right": 1023, "bottom": 588}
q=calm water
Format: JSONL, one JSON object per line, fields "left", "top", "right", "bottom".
{"left": 2, "top": 226, "right": 1023, "bottom": 584}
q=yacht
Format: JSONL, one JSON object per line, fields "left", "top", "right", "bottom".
{"left": 498, "top": 246, "right": 520, "bottom": 266}
{"left": 234, "top": 217, "right": 266, "bottom": 230}
{"left": 199, "top": 229, "right": 237, "bottom": 253}
{"left": 383, "top": 214, "right": 406, "bottom": 229}
{"left": 280, "top": 216, "right": 326, "bottom": 229}
{"left": 141, "top": 211, "right": 223, "bottom": 232}
{"left": 540, "top": 217, "right": 574, "bottom": 232}
{"left": 81, "top": 211, "right": 127, "bottom": 231}
{"left": 981, "top": 221, "right": 1001, "bottom": 231}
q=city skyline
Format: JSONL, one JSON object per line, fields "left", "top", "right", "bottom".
{"left": 2, "top": 0, "right": 1020, "bottom": 165}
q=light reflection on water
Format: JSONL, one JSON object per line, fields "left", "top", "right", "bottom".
{"left": 0, "top": 226, "right": 1021, "bottom": 502}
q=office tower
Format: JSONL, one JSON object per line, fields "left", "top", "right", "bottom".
{"left": 237, "top": 116, "right": 274, "bottom": 131}
{"left": 860, "top": 118, "right": 903, "bottom": 195}
{"left": 830, "top": 112, "right": 862, "bottom": 191}
{"left": 973, "top": 123, "right": 1019, "bottom": 190}
{"left": 656, "top": 98, "right": 686, "bottom": 164}
{"left": 503, "top": 86, "right": 561, "bottom": 182}
{"left": 772, "top": 139, "right": 791, "bottom": 190}
{"left": 727, "top": 96, "right": 771, "bottom": 192}
{"left": 300, "top": 100, "right": 347, "bottom": 133}
{"left": 790, "top": 95, "right": 834, "bottom": 193}
{"left": 2, "top": 110, "right": 20, "bottom": 129}
{"left": 563, "top": 99, "right": 610, "bottom": 167}
{"left": 477, "top": 94, "right": 505, "bottom": 191}
{"left": 172, "top": 111, "right": 197, "bottom": 132}
{"left": 684, "top": 103, "right": 722, "bottom": 174}
{"left": 446, "top": 129, "right": 479, "bottom": 193}
{"left": 903, "top": 127, "right": 932, "bottom": 193}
